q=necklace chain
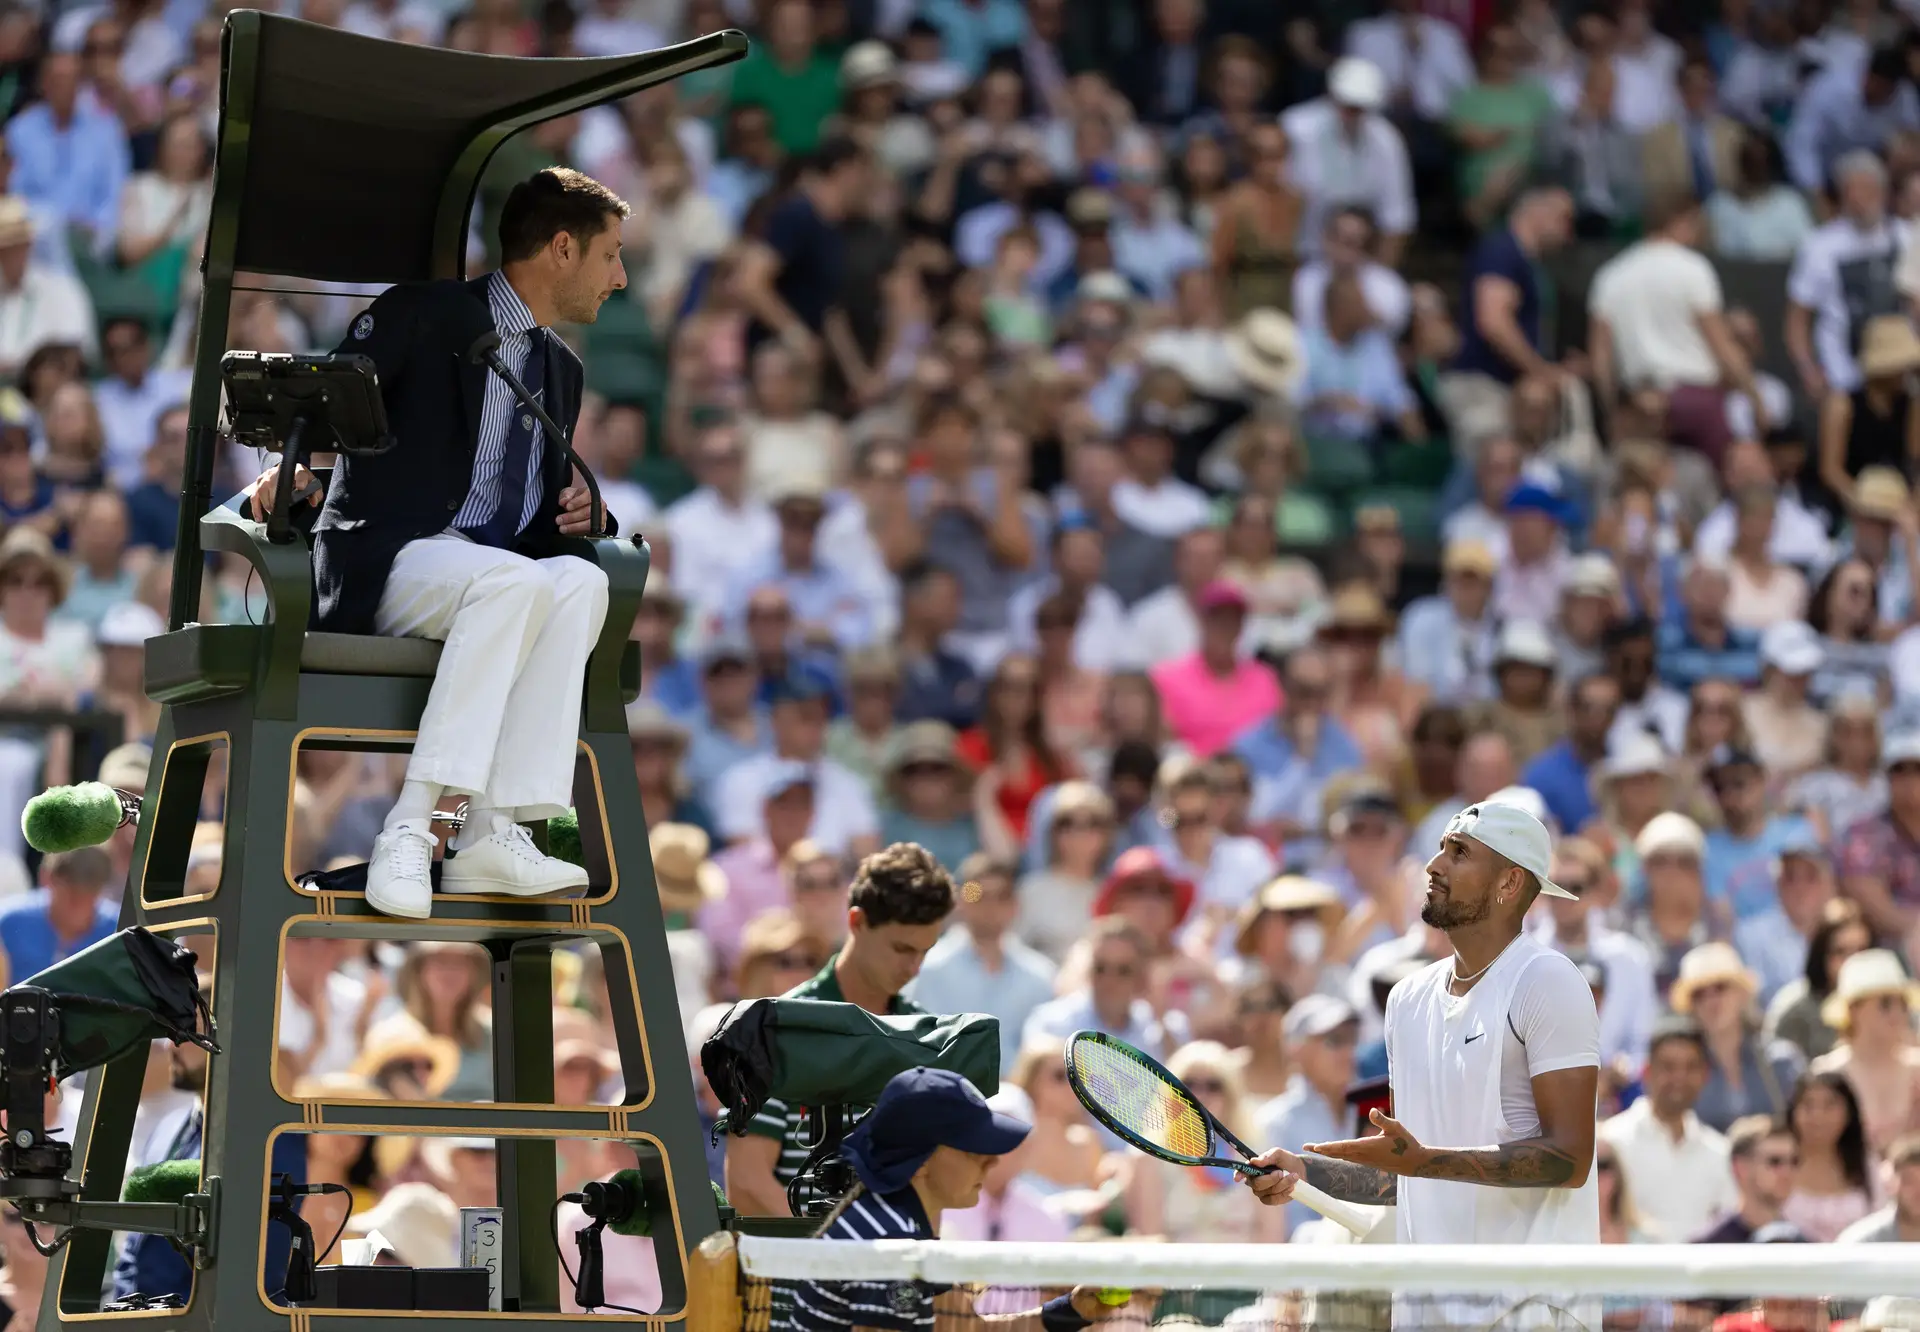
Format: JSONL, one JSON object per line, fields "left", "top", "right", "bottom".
{"left": 1449, "top": 934, "right": 1521, "bottom": 990}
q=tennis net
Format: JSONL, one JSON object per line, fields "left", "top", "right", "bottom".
{"left": 687, "top": 1233, "right": 1920, "bottom": 1331}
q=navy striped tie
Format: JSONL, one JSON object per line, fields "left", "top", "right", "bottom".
{"left": 465, "top": 329, "right": 546, "bottom": 547}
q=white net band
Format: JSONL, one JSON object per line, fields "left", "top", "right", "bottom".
{"left": 736, "top": 1236, "right": 1920, "bottom": 1301}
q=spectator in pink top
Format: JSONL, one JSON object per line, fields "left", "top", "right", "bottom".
{"left": 1149, "top": 581, "right": 1284, "bottom": 757}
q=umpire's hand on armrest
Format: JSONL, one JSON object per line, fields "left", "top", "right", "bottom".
{"left": 247, "top": 463, "right": 321, "bottom": 522}
{"left": 556, "top": 482, "right": 605, "bottom": 537}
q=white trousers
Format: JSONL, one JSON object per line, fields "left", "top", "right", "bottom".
{"left": 375, "top": 532, "right": 610, "bottom": 821}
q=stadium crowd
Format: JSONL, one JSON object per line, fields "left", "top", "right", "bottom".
{"left": 0, "top": 0, "right": 1918, "bottom": 1322}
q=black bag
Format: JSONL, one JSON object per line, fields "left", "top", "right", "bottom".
{"left": 22, "top": 926, "right": 214, "bottom": 1075}
{"left": 702, "top": 997, "right": 999, "bottom": 1135}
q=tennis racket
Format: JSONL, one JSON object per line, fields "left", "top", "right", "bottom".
{"left": 1063, "top": 1029, "right": 1376, "bottom": 1238}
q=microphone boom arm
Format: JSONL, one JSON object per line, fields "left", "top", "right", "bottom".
{"left": 474, "top": 339, "right": 607, "bottom": 539}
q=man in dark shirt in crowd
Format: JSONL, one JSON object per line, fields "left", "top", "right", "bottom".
{"left": 1696, "top": 1115, "right": 1802, "bottom": 1243}
{"left": 1441, "top": 184, "right": 1575, "bottom": 446}
{"left": 735, "top": 135, "right": 866, "bottom": 361}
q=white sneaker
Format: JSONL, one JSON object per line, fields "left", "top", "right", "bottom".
{"left": 365, "top": 820, "right": 436, "bottom": 919}
{"left": 440, "top": 816, "right": 589, "bottom": 897}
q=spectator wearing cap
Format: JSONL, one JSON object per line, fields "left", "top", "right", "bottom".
{"left": 1474, "top": 619, "right": 1563, "bottom": 769}
{"left": 683, "top": 637, "right": 771, "bottom": 803}
{"left": 1627, "top": 812, "right": 1716, "bottom": 995}
{"left": 1280, "top": 57, "right": 1414, "bottom": 267}
{"left": 824, "top": 645, "right": 903, "bottom": 801}
{"left": 1837, "top": 731, "right": 1920, "bottom": 947}
{"left": 721, "top": 474, "right": 876, "bottom": 653}
{"left": 1344, "top": 0, "right": 1474, "bottom": 128}
{"left": 1600, "top": 1017, "right": 1741, "bottom": 1243}
{"left": 1809, "top": 949, "right": 1920, "bottom": 1155}
{"left": 892, "top": 561, "right": 982, "bottom": 732}
{"left": 1657, "top": 559, "right": 1763, "bottom": 694}
{"left": 1493, "top": 481, "right": 1578, "bottom": 629}
{"left": 1397, "top": 537, "right": 1500, "bottom": 704}
{"left": 1740, "top": 816, "right": 1837, "bottom": 1000}
{"left": 1523, "top": 674, "right": 1619, "bottom": 834}
{"left": 1149, "top": 580, "right": 1280, "bottom": 758}
{"left": 1255, "top": 994, "right": 1361, "bottom": 1236}
{"left": 1837, "top": 1130, "right": 1920, "bottom": 1241}
{"left": 877, "top": 721, "right": 981, "bottom": 872}
{"left": 85, "top": 599, "right": 164, "bottom": 751}
{"left": 714, "top": 674, "right": 876, "bottom": 857}
{"left": 1550, "top": 553, "right": 1621, "bottom": 683}
{"left": 1108, "top": 140, "right": 1206, "bottom": 304}
{"left": 1438, "top": 186, "right": 1576, "bottom": 445}
{"left": 910, "top": 852, "right": 1056, "bottom": 1073}
{"left": 831, "top": 42, "right": 935, "bottom": 178}
{"left": 1696, "top": 1115, "right": 1804, "bottom": 1244}
{"left": 1744, "top": 622, "right": 1828, "bottom": 780}
{"left": 1784, "top": 147, "right": 1907, "bottom": 398}
{"left": 1703, "top": 745, "right": 1816, "bottom": 925}
{"left": 662, "top": 424, "right": 778, "bottom": 628}
{"left": 1672, "top": 941, "right": 1806, "bottom": 1133}
{"left": 1237, "top": 645, "right": 1365, "bottom": 871}
{"left": 1819, "top": 319, "right": 1920, "bottom": 512}
{"left": 1006, "top": 516, "right": 1129, "bottom": 672}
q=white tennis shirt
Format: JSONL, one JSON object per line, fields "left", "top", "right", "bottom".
{"left": 1385, "top": 934, "right": 1602, "bottom": 1328}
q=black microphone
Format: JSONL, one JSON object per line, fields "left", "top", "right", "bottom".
{"left": 463, "top": 331, "right": 607, "bottom": 538}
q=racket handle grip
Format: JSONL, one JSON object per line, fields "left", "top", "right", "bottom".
{"left": 1292, "top": 1180, "right": 1379, "bottom": 1239}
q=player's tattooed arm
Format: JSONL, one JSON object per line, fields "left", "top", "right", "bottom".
{"left": 1303, "top": 1154, "right": 1399, "bottom": 1203}
{"left": 1415, "top": 1141, "right": 1578, "bottom": 1188}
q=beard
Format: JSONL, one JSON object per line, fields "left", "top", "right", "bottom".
{"left": 1421, "top": 892, "right": 1494, "bottom": 931}
{"left": 169, "top": 1058, "right": 207, "bottom": 1093}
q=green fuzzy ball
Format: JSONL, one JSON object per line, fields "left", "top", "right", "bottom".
{"left": 545, "top": 808, "right": 584, "bottom": 867}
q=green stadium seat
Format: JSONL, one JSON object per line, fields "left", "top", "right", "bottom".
{"left": 583, "top": 348, "right": 662, "bottom": 403}
{"left": 1349, "top": 486, "right": 1443, "bottom": 548}
{"left": 1379, "top": 438, "right": 1455, "bottom": 489}
{"left": 1275, "top": 488, "right": 1339, "bottom": 549}
{"left": 1300, "top": 432, "right": 1377, "bottom": 496}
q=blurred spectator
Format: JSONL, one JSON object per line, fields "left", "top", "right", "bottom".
{"left": 1785, "top": 149, "right": 1904, "bottom": 399}
{"left": 1255, "top": 995, "right": 1359, "bottom": 1236}
{"left": 715, "top": 678, "right": 878, "bottom": 854}
{"left": 1837, "top": 1131, "right": 1920, "bottom": 1240}
{"left": 1600, "top": 1017, "right": 1741, "bottom": 1241}
{"left": 1696, "top": 1115, "right": 1803, "bottom": 1242}
{"left": 1670, "top": 940, "right": 1806, "bottom": 1131}
{"left": 878, "top": 721, "right": 981, "bottom": 869}
{"left": 910, "top": 851, "right": 1055, "bottom": 1072}
{"left": 5, "top": 53, "right": 128, "bottom": 243}
{"left": 1835, "top": 731, "right": 1920, "bottom": 943}
{"left": 1280, "top": 58, "right": 1414, "bottom": 267}
{"left": 0, "top": 197, "right": 95, "bottom": 375}
{"left": 1783, "top": 49, "right": 1920, "bottom": 196}
{"left": 1808, "top": 948, "right": 1920, "bottom": 1154}
{"left": 1781, "top": 1068, "right": 1878, "bottom": 1240}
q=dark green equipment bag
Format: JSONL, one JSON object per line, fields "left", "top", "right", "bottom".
{"left": 702, "top": 997, "right": 999, "bottom": 1132}
{"left": 21, "top": 926, "right": 214, "bottom": 1076}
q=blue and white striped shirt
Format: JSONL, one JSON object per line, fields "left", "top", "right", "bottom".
{"left": 773, "top": 1187, "right": 940, "bottom": 1331}
{"left": 451, "top": 270, "right": 548, "bottom": 538}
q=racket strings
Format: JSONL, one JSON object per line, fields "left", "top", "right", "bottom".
{"left": 1067, "top": 1039, "right": 1213, "bottom": 1158}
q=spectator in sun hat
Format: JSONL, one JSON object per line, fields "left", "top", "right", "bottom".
{"left": 1554, "top": 552, "right": 1623, "bottom": 682}
{"left": 0, "top": 196, "right": 95, "bottom": 377}
{"left": 1628, "top": 811, "right": 1712, "bottom": 993}
{"left": 1670, "top": 941, "right": 1806, "bottom": 1133}
{"left": 878, "top": 721, "right": 981, "bottom": 873}
{"left": 1810, "top": 949, "right": 1920, "bottom": 1155}
{"left": 626, "top": 698, "right": 712, "bottom": 837}
{"left": 1475, "top": 619, "right": 1563, "bottom": 769}
{"left": 1396, "top": 536, "right": 1500, "bottom": 703}
{"left": 650, "top": 822, "right": 727, "bottom": 929}
{"left": 1280, "top": 56, "right": 1415, "bottom": 266}
{"left": 1833, "top": 729, "right": 1920, "bottom": 947}
{"left": 1829, "top": 466, "right": 1915, "bottom": 631}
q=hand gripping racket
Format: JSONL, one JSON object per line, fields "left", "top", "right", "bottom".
{"left": 1063, "top": 1029, "right": 1375, "bottom": 1238}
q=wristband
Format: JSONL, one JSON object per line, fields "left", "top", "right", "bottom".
{"left": 1039, "top": 1293, "right": 1091, "bottom": 1332}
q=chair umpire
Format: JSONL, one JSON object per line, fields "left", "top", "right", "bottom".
{"left": 252, "top": 167, "right": 629, "bottom": 920}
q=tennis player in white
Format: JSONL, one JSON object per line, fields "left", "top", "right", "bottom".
{"left": 1246, "top": 801, "right": 1601, "bottom": 1326}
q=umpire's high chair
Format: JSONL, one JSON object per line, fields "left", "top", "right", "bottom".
{"left": 41, "top": 16, "right": 748, "bottom": 1332}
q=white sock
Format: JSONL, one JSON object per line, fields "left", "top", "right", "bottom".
{"left": 385, "top": 779, "right": 442, "bottom": 832}
{"left": 452, "top": 806, "right": 506, "bottom": 851}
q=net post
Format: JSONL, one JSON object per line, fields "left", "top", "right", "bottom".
{"left": 687, "top": 1229, "right": 742, "bottom": 1332}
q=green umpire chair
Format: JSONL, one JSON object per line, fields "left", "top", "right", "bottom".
{"left": 43, "top": 16, "right": 747, "bottom": 1332}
